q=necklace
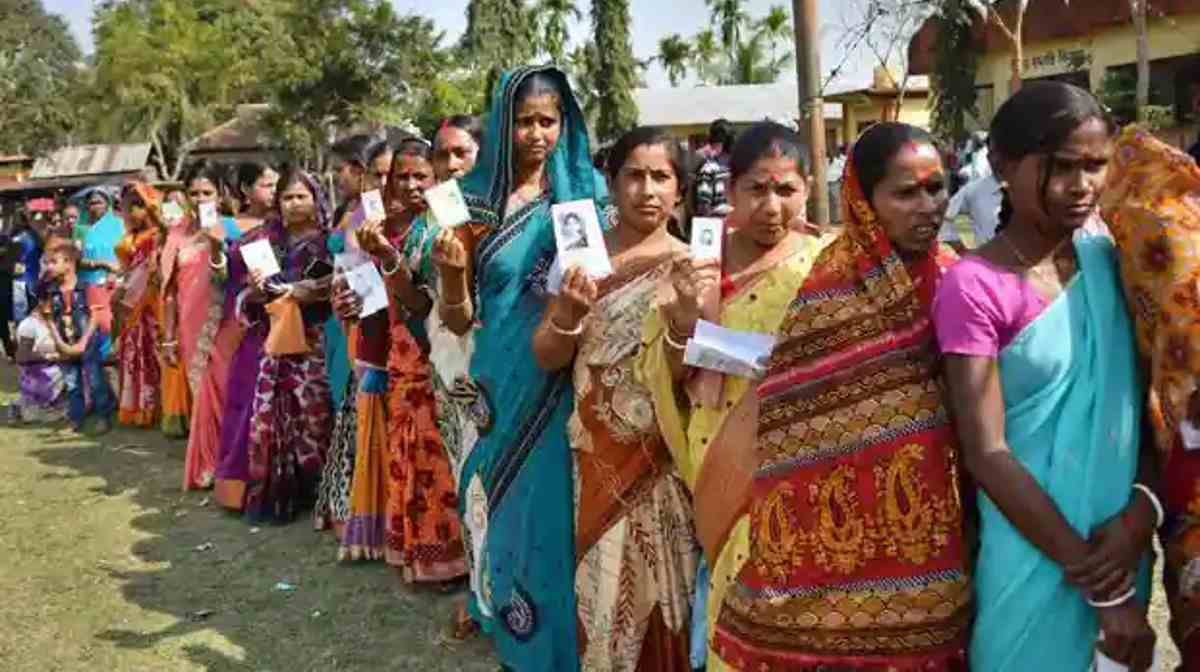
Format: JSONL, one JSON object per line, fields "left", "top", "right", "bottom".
{"left": 998, "top": 232, "right": 1034, "bottom": 267}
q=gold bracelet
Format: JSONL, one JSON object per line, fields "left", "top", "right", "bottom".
{"left": 664, "top": 327, "right": 688, "bottom": 350}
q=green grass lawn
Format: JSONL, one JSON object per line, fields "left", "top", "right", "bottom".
{"left": 0, "top": 365, "right": 496, "bottom": 671}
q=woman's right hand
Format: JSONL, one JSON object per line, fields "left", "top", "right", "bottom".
{"left": 249, "top": 269, "right": 270, "bottom": 297}
{"left": 1096, "top": 601, "right": 1156, "bottom": 671}
{"left": 662, "top": 255, "right": 720, "bottom": 337}
{"left": 431, "top": 230, "right": 468, "bottom": 275}
{"left": 331, "top": 276, "right": 361, "bottom": 321}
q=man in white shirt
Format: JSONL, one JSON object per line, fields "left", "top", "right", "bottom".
{"left": 938, "top": 172, "right": 1002, "bottom": 250}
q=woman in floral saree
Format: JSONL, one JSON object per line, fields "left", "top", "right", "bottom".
{"left": 113, "top": 181, "right": 163, "bottom": 428}
{"left": 238, "top": 168, "right": 334, "bottom": 523}
{"left": 532, "top": 126, "right": 699, "bottom": 671}
{"left": 429, "top": 66, "right": 605, "bottom": 672}
{"left": 1099, "top": 127, "right": 1200, "bottom": 664}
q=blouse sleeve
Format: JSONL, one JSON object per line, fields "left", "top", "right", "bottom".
{"left": 933, "top": 262, "right": 1003, "bottom": 358}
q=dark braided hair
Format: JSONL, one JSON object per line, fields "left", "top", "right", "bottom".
{"left": 989, "top": 81, "right": 1115, "bottom": 231}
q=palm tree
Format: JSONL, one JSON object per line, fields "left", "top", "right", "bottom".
{"left": 756, "top": 4, "right": 791, "bottom": 66}
{"left": 726, "top": 36, "right": 791, "bottom": 85}
{"left": 536, "top": 0, "right": 582, "bottom": 65}
{"left": 705, "top": 0, "right": 749, "bottom": 57}
{"left": 656, "top": 34, "right": 692, "bottom": 87}
{"left": 690, "top": 29, "right": 722, "bottom": 85}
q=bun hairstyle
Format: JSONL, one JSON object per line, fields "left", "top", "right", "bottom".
{"left": 989, "top": 81, "right": 1115, "bottom": 229}
{"left": 604, "top": 126, "right": 689, "bottom": 195}
{"left": 330, "top": 134, "right": 390, "bottom": 167}
{"left": 728, "top": 121, "right": 810, "bottom": 182}
{"left": 850, "top": 122, "right": 937, "bottom": 202}
{"left": 439, "top": 115, "right": 484, "bottom": 146}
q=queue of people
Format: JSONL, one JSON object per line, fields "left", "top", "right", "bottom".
{"left": 8, "top": 66, "right": 1200, "bottom": 672}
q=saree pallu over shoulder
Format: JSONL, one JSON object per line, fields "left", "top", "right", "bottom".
{"left": 455, "top": 65, "right": 606, "bottom": 672}
{"left": 711, "top": 160, "right": 970, "bottom": 671}
{"left": 638, "top": 236, "right": 828, "bottom": 671}
{"left": 571, "top": 252, "right": 699, "bottom": 672}
{"left": 970, "top": 234, "right": 1144, "bottom": 672}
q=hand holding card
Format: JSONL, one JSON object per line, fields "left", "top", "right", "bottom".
{"left": 240, "top": 239, "right": 282, "bottom": 278}
{"left": 551, "top": 199, "right": 612, "bottom": 279}
{"left": 425, "top": 180, "right": 471, "bottom": 228}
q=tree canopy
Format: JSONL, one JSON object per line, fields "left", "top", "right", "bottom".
{"left": 0, "top": 0, "right": 85, "bottom": 155}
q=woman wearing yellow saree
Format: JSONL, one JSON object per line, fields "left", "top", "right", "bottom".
{"left": 638, "top": 122, "right": 832, "bottom": 669}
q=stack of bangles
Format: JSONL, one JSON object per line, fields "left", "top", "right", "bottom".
{"left": 664, "top": 320, "right": 691, "bottom": 350}
{"left": 1084, "top": 483, "right": 1164, "bottom": 609}
{"left": 210, "top": 252, "right": 228, "bottom": 271}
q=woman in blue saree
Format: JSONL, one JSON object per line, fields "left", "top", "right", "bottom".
{"left": 935, "top": 82, "right": 1159, "bottom": 670}
{"left": 75, "top": 188, "right": 123, "bottom": 357}
{"left": 430, "top": 66, "right": 605, "bottom": 672}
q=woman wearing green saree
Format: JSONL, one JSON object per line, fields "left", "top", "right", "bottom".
{"left": 430, "top": 66, "right": 606, "bottom": 672}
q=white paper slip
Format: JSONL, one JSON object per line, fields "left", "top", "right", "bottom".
{"left": 1182, "top": 419, "right": 1200, "bottom": 451}
{"left": 342, "top": 261, "right": 389, "bottom": 318}
{"left": 162, "top": 201, "right": 185, "bottom": 227}
{"left": 425, "top": 180, "right": 472, "bottom": 228}
{"left": 551, "top": 199, "right": 612, "bottom": 279}
{"left": 240, "top": 239, "right": 281, "bottom": 278}
{"left": 361, "top": 189, "right": 386, "bottom": 222}
{"left": 683, "top": 319, "right": 777, "bottom": 379}
{"left": 690, "top": 217, "right": 724, "bottom": 261}
{"left": 198, "top": 201, "right": 218, "bottom": 230}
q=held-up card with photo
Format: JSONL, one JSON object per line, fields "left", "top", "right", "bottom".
{"left": 240, "top": 238, "right": 282, "bottom": 278}
{"left": 343, "top": 261, "right": 389, "bottom": 318}
{"left": 361, "top": 189, "right": 386, "bottom": 222}
{"left": 690, "top": 217, "right": 724, "bottom": 261}
{"left": 424, "top": 180, "right": 472, "bottom": 228}
{"left": 198, "top": 201, "right": 218, "bottom": 230}
{"left": 551, "top": 199, "right": 612, "bottom": 279}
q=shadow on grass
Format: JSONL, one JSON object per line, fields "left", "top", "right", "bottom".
{"left": 5, "top": 367, "right": 496, "bottom": 672}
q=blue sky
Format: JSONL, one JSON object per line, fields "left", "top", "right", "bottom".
{"left": 44, "top": 0, "right": 878, "bottom": 88}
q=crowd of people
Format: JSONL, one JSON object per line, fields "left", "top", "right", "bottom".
{"left": 5, "top": 64, "right": 1200, "bottom": 672}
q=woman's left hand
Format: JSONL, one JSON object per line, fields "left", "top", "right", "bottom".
{"left": 551, "top": 266, "right": 597, "bottom": 331}
{"left": 1065, "top": 495, "right": 1156, "bottom": 595}
{"left": 355, "top": 219, "right": 394, "bottom": 259}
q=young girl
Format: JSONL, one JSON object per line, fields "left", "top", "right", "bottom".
{"left": 12, "top": 295, "right": 66, "bottom": 423}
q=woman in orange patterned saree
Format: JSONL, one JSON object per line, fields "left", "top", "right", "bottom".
{"left": 1101, "top": 126, "right": 1200, "bottom": 666}
{"left": 533, "top": 127, "right": 699, "bottom": 671}
{"left": 114, "top": 181, "right": 163, "bottom": 428}
{"left": 711, "top": 123, "right": 971, "bottom": 670}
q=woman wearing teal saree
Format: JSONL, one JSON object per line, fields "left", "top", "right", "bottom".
{"left": 936, "top": 82, "right": 1158, "bottom": 670}
{"left": 431, "top": 66, "right": 605, "bottom": 672}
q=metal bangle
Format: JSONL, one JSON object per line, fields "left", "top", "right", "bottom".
{"left": 1132, "top": 483, "right": 1165, "bottom": 529}
{"left": 1086, "top": 584, "right": 1136, "bottom": 609}
{"left": 663, "top": 327, "right": 688, "bottom": 351}
{"left": 549, "top": 315, "right": 584, "bottom": 337}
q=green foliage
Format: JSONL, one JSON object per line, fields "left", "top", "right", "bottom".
{"left": 591, "top": 0, "right": 639, "bottom": 142}
{"left": 262, "top": 0, "right": 448, "bottom": 163}
{"left": 535, "top": 0, "right": 581, "bottom": 65}
{"left": 462, "top": 0, "right": 539, "bottom": 95}
{"left": 930, "top": 0, "right": 980, "bottom": 145}
{"left": 0, "top": 0, "right": 85, "bottom": 155}
{"left": 656, "top": 34, "right": 692, "bottom": 87}
{"left": 690, "top": 29, "right": 723, "bottom": 85}
{"left": 687, "top": 3, "right": 792, "bottom": 86}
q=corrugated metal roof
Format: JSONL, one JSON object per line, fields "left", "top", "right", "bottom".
{"left": 30, "top": 143, "right": 152, "bottom": 179}
{"left": 634, "top": 83, "right": 843, "bottom": 128}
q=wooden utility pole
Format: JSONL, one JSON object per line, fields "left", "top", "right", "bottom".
{"left": 793, "top": 0, "right": 830, "bottom": 226}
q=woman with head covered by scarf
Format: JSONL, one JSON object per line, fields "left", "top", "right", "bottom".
{"left": 112, "top": 182, "right": 164, "bottom": 428}
{"left": 428, "top": 66, "right": 606, "bottom": 672}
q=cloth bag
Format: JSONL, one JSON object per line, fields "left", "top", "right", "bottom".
{"left": 264, "top": 294, "right": 309, "bottom": 355}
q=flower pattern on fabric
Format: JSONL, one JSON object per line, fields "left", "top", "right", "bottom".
{"left": 115, "top": 228, "right": 162, "bottom": 427}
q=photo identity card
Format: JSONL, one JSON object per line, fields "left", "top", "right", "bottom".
{"left": 425, "top": 180, "right": 472, "bottom": 228}
{"left": 690, "top": 217, "right": 724, "bottom": 261}
{"left": 240, "top": 238, "right": 282, "bottom": 278}
{"left": 361, "top": 189, "right": 386, "bottom": 221}
{"left": 551, "top": 199, "right": 612, "bottom": 279}
{"left": 198, "top": 201, "right": 219, "bottom": 230}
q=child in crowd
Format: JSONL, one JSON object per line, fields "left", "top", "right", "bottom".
{"left": 40, "top": 238, "right": 114, "bottom": 434}
{"left": 11, "top": 294, "right": 67, "bottom": 423}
